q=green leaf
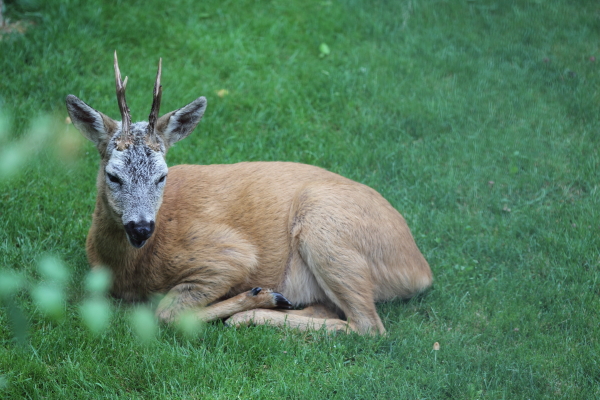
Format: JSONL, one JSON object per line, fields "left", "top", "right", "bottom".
{"left": 37, "top": 255, "right": 69, "bottom": 285}
{"left": 0, "top": 269, "right": 25, "bottom": 299}
{"left": 80, "top": 298, "right": 113, "bottom": 335}
{"left": 31, "top": 283, "right": 65, "bottom": 320}
{"left": 130, "top": 306, "right": 158, "bottom": 343}
{"left": 0, "top": 115, "right": 55, "bottom": 180}
{"left": 319, "top": 43, "right": 331, "bottom": 57}
{"left": 175, "top": 310, "right": 204, "bottom": 338}
{"left": 85, "top": 267, "right": 112, "bottom": 295}
{"left": 0, "top": 143, "right": 25, "bottom": 180}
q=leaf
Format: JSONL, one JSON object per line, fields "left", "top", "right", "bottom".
{"left": 38, "top": 255, "right": 69, "bottom": 285}
{"left": 0, "top": 142, "right": 25, "bottom": 180}
{"left": 319, "top": 43, "right": 331, "bottom": 57}
{"left": 0, "top": 269, "right": 25, "bottom": 299}
{"left": 84, "top": 267, "right": 112, "bottom": 295}
{"left": 129, "top": 306, "right": 157, "bottom": 343}
{"left": 31, "top": 283, "right": 65, "bottom": 320}
{"left": 80, "top": 298, "right": 112, "bottom": 335}
{"left": 175, "top": 310, "right": 204, "bottom": 338}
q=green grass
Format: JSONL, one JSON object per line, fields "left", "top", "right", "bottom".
{"left": 1, "top": 0, "right": 599, "bottom": 398}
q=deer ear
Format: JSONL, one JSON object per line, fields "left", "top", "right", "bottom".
{"left": 66, "top": 95, "right": 119, "bottom": 154}
{"left": 155, "top": 96, "right": 206, "bottom": 147}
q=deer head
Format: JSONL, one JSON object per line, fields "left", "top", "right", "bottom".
{"left": 66, "top": 52, "right": 207, "bottom": 248}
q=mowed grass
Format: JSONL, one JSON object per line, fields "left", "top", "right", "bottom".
{"left": 1, "top": 0, "right": 599, "bottom": 398}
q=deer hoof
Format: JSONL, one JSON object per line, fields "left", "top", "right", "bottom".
{"left": 250, "top": 287, "right": 262, "bottom": 296}
{"left": 273, "top": 292, "right": 292, "bottom": 309}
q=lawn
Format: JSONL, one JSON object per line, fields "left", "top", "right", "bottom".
{"left": 0, "top": 0, "right": 599, "bottom": 398}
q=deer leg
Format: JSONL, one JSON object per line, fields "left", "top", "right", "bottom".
{"left": 226, "top": 305, "right": 355, "bottom": 333}
{"left": 282, "top": 303, "right": 341, "bottom": 319}
{"left": 304, "top": 249, "right": 386, "bottom": 335}
{"left": 232, "top": 253, "right": 382, "bottom": 334}
{"left": 296, "top": 230, "right": 386, "bottom": 335}
{"left": 156, "top": 285, "right": 291, "bottom": 323}
{"left": 193, "top": 287, "right": 292, "bottom": 322}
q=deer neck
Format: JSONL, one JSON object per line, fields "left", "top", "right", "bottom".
{"left": 87, "top": 168, "right": 164, "bottom": 298}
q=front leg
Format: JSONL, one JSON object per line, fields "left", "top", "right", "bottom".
{"left": 156, "top": 285, "right": 292, "bottom": 324}
{"left": 155, "top": 282, "right": 213, "bottom": 323}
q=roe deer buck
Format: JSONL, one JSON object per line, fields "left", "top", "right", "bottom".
{"left": 65, "top": 52, "right": 432, "bottom": 335}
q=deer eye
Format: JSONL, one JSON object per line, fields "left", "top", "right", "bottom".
{"left": 157, "top": 175, "right": 167, "bottom": 184}
{"left": 106, "top": 173, "right": 122, "bottom": 185}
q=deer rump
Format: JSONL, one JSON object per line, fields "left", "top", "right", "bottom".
{"left": 66, "top": 53, "right": 433, "bottom": 335}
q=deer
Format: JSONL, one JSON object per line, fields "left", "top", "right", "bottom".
{"left": 65, "top": 52, "right": 433, "bottom": 335}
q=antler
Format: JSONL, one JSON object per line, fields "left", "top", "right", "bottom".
{"left": 114, "top": 51, "right": 133, "bottom": 150}
{"left": 146, "top": 58, "right": 162, "bottom": 151}
{"left": 146, "top": 57, "right": 162, "bottom": 148}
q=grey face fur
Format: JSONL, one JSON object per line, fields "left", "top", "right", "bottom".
{"left": 104, "top": 122, "right": 169, "bottom": 247}
{"left": 65, "top": 94, "right": 207, "bottom": 248}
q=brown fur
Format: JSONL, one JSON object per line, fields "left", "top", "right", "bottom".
{"left": 87, "top": 160, "right": 433, "bottom": 334}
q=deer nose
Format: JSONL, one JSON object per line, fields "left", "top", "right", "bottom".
{"left": 125, "top": 220, "right": 155, "bottom": 242}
